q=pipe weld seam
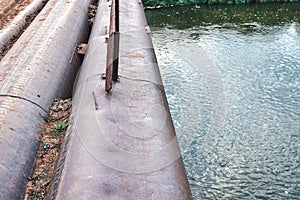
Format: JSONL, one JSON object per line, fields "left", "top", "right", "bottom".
{"left": 119, "top": 75, "right": 164, "bottom": 91}
{"left": 0, "top": 94, "right": 48, "bottom": 113}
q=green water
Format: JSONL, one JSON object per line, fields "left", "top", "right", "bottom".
{"left": 147, "top": 3, "right": 300, "bottom": 29}
{"left": 142, "top": 0, "right": 299, "bottom": 6}
{"left": 146, "top": 3, "right": 300, "bottom": 199}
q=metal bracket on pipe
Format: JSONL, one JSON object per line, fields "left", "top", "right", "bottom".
{"left": 105, "top": 0, "right": 120, "bottom": 92}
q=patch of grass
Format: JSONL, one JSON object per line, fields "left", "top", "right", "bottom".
{"left": 43, "top": 142, "right": 50, "bottom": 149}
{"left": 37, "top": 172, "right": 47, "bottom": 179}
{"left": 54, "top": 121, "right": 68, "bottom": 133}
{"left": 32, "top": 191, "right": 40, "bottom": 199}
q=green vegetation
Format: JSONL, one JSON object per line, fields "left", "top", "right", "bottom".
{"left": 143, "top": 0, "right": 299, "bottom": 6}
{"left": 37, "top": 172, "right": 47, "bottom": 179}
{"left": 25, "top": 99, "right": 72, "bottom": 200}
{"left": 42, "top": 142, "right": 50, "bottom": 149}
{"left": 54, "top": 121, "right": 68, "bottom": 133}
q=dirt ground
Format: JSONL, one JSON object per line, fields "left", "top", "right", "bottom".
{"left": 0, "top": 0, "right": 36, "bottom": 30}
{"left": 24, "top": 99, "right": 72, "bottom": 200}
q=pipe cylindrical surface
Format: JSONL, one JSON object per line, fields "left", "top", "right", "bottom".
{"left": 48, "top": 0, "right": 192, "bottom": 199}
{"left": 0, "top": 0, "right": 91, "bottom": 198}
{"left": 0, "top": 0, "right": 48, "bottom": 54}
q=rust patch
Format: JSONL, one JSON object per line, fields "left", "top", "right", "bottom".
{"left": 0, "top": 164, "right": 7, "bottom": 171}
{"left": 128, "top": 52, "right": 144, "bottom": 59}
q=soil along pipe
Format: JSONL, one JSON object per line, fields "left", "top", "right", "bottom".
{"left": 48, "top": 0, "right": 192, "bottom": 199}
{"left": 0, "top": 0, "right": 49, "bottom": 59}
{"left": 0, "top": 0, "right": 91, "bottom": 198}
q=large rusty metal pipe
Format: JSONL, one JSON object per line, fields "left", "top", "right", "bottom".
{"left": 48, "top": 0, "right": 192, "bottom": 199}
{"left": 0, "top": 0, "right": 91, "bottom": 198}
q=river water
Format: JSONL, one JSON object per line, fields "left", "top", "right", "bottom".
{"left": 146, "top": 3, "right": 300, "bottom": 199}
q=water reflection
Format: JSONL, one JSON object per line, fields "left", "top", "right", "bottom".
{"left": 147, "top": 3, "right": 300, "bottom": 199}
{"left": 145, "top": 2, "right": 300, "bottom": 29}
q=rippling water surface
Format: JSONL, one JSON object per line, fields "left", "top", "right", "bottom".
{"left": 146, "top": 3, "right": 300, "bottom": 199}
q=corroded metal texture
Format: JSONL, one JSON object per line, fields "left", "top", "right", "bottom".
{"left": 48, "top": 0, "right": 192, "bottom": 199}
{"left": 0, "top": 0, "right": 91, "bottom": 198}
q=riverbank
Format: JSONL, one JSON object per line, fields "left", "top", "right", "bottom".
{"left": 143, "top": 0, "right": 299, "bottom": 6}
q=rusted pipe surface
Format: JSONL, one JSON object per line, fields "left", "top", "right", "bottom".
{"left": 48, "top": 0, "right": 192, "bottom": 199}
{"left": 0, "top": 0, "right": 91, "bottom": 198}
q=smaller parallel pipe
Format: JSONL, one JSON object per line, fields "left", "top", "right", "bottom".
{"left": 0, "top": 0, "right": 48, "bottom": 58}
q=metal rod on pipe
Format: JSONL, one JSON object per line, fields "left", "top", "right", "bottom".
{"left": 105, "top": 0, "right": 120, "bottom": 91}
{"left": 112, "top": 31, "right": 120, "bottom": 82}
{"left": 115, "top": 0, "right": 119, "bottom": 32}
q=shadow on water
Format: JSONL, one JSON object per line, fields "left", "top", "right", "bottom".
{"left": 146, "top": 2, "right": 300, "bottom": 200}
